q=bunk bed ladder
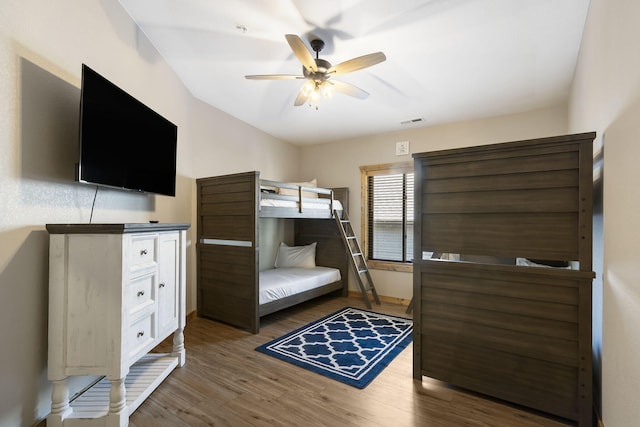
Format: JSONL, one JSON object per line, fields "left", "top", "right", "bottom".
{"left": 334, "top": 210, "right": 380, "bottom": 308}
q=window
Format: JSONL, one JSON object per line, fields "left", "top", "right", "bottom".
{"left": 360, "top": 162, "right": 414, "bottom": 272}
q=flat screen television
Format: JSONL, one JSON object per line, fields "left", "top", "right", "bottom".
{"left": 77, "top": 64, "right": 177, "bottom": 197}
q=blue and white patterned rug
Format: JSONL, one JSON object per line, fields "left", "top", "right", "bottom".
{"left": 256, "top": 307, "right": 413, "bottom": 388}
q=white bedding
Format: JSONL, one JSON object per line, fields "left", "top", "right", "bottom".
{"left": 260, "top": 198, "right": 343, "bottom": 211}
{"left": 259, "top": 267, "right": 341, "bottom": 305}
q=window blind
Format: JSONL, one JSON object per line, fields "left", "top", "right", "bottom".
{"left": 367, "top": 172, "right": 414, "bottom": 262}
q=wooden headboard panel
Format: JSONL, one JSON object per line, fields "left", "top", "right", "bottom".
{"left": 197, "top": 171, "right": 259, "bottom": 243}
{"left": 414, "top": 133, "right": 594, "bottom": 269}
{"left": 196, "top": 171, "right": 259, "bottom": 332}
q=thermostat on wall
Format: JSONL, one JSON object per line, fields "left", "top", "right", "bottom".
{"left": 396, "top": 141, "right": 410, "bottom": 156}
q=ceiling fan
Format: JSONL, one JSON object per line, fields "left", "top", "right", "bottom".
{"left": 245, "top": 34, "right": 386, "bottom": 107}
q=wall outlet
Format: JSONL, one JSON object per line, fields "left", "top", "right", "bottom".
{"left": 396, "top": 141, "right": 410, "bottom": 156}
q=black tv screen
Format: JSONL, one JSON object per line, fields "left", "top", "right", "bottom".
{"left": 77, "top": 64, "right": 177, "bottom": 196}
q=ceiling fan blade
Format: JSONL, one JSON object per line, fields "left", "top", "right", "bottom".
{"left": 285, "top": 34, "right": 318, "bottom": 73}
{"left": 327, "top": 52, "right": 386, "bottom": 75}
{"left": 329, "top": 80, "right": 369, "bottom": 99}
{"left": 245, "top": 74, "right": 305, "bottom": 80}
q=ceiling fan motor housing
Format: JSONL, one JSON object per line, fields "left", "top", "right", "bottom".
{"left": 303, "top": 58, "right": 331, "bottom": 81}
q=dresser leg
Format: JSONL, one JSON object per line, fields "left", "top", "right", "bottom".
{"left": 172, "top": 326, "right": 186, "bottom": 366}
{"left": 104, "top": 377, "right": 128, "bottom": 427}
{"left": 48, "top": 378, "right": 72, "bottom": 427}
{"left": 109, "top": 377, "right": 126, "bottom": 412}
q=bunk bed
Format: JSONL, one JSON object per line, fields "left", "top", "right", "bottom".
{"left": 412, "top": 132, "right": 596, "bottom": 426}
{"left": 196, "top": 171, "right": 349, "bottom": 333}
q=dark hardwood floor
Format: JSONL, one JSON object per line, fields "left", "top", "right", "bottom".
{"left": 129, "top": 295, "right": 574, "bottom": 427}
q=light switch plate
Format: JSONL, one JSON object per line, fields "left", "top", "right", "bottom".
{"left": 396, "top": 141, "right": 410, "bottom": 156}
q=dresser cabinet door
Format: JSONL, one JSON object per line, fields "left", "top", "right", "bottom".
{"left": 158, "top": 232, "right": 180, "bottom": 338}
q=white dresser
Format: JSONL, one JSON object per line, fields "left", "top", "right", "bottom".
{"left": 45, "top": 223, "right": 190, "bottom": 427}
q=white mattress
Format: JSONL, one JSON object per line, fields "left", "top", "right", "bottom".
{"left": 260, "top": 198, "right": 343, "bottom": 211}
{"left": 259, "top": 267, "right": 341, "bottom": 305}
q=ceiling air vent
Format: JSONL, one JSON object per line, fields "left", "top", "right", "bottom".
{"left": 400, "top": 117, "right": 423, "bottom": 125}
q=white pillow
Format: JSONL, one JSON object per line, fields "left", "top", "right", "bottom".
{"left": 516, "top": 258, "right": 572, "bottom": 269}
{"left": 274, "top": 242, "right": 317, "bottom": 268}
{"left": 278, "top": 178, "right": 318, "bottom": 198}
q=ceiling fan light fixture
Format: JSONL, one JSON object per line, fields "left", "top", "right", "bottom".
{"left": 309, "top": 88, "right": 321, "bottom": 103}
{"left": 321, "top": 81, "right": 333, "bottom": 98}
{"left": 301, "top": 80, "right": 315, "bottom": 96}
{"left": 303, "top": 81, "right": 334, "bottom": 109}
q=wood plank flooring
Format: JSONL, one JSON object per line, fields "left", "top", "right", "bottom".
{"left": 130, "top": 295, "right": 574, "bottom": 427}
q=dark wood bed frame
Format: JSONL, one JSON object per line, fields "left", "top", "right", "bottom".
{"left": 412, "top": 133, "right": 596, "bottom": 426}
{"left": 196, "top": 171, "right": 349, "bottom": 333}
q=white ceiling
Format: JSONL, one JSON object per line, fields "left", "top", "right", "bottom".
{"left": 118, "top": 0, "right": 590, "bottom": 145}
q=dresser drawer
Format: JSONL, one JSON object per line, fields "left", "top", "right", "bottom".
{"left": 128, "top": 312, "right": 156, "bottom": 362}
{"left": 129, "top": 235, "right": 157, "bottom": 270}
{"left": 128, "top": 273, "right": 155, "bottom": 315}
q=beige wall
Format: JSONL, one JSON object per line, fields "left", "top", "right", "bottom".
{"left": 0, "top": 1, "right": 299, "bottom": 426}
{"left": 568, "top": 0, "right": 640, "bottom": 425}
{"left": 300, "top": 105, "right": 568, "bottom": 300}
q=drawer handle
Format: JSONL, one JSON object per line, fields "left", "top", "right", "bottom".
{"left": 137, "top": 290, "right": 145, "bottom": 297}
{"left": 140, "top": 249, "right": 148, "bottom": 256}
{"left": 159, "top": 283, "right": 165, "bottom": 288}
{"left": 137, "top": 331, "right": 144, "bottom": 338}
